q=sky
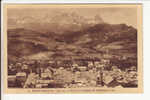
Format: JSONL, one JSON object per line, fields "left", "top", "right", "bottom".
{"left": 7, "top": 4, "right": 138, "bottom": 28}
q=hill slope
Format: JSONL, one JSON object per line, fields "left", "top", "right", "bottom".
{"left": 7, "top": 23, "right": 137, "bottom": 63}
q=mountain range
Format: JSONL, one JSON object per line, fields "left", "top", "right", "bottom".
{"left": 7, "top": 22, "right": 137, "bottom": 63}
{"left": 8, "top": 12, "right": 104, "bottom": 34}
{"left": 7, "top": 12, "right": 137, "bottom": 68}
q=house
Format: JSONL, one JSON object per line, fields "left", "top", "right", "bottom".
{"left": 41, "top": 73, "right": 52, "bottom": 79}
{"left": 88, "top": 61, "right": 94, "bottom": 68}
{"left": 74, "top": 78, "right": 87, "bottom": 84}
{"left": 16, "top": 72, "right": 27, "bottom": 84}
{"left": 16, "top": 72, "right": 26, "bottom": 78}
{"left": 8, "top": 64, "right": 14, "bottom": 69}
{"left": 77, "top": 66, "right": 87, "bottom": 71}
{"left": 101, "top": 59, "right": 110, "bottom": 64}
{"left": 112, "top": 66, "right": 121, "bottom": 73}
{"left": 72, "top": 63, "right": 78, "bottom": 67}
{"left": 8, "top": 75, "right": 16, "bottom": 82}
{"left": 103, "top": 75, "right": 113, "bottom": 85}
{"left": 37, "top": 79, "right": 54, "bottom": 84}
{"left": 49, "top": 60, "right": 56, "bottom": 63}
{"left": 35, "top": 84, "right": 42, "bottom": 88}
{"left": 95, "top": 64, "right": 105, "bottom": 69}
{"left": 127, "top": 66, "right": 137, "bottom": 72}
{"left": 22, "top": 64, "right": 28, "bottom": 70}
{"left": 8, "top": 75, "right": 17, "bottom": 87}
{"left": 36, "top": 83, "right": 48, "bottom": 88}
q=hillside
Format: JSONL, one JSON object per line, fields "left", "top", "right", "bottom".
{"left": 7, "top": 23, "right": 137, "bottom": 65}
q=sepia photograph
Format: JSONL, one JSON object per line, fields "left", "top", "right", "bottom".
{"left": 3, "top": 4, "right": 143, "bottom": 93}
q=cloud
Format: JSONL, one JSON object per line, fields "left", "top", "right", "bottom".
{"left": 7, "top": 5, "right": 138, "bottom": 28}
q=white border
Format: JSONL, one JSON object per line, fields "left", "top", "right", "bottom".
{"left": 1, "top": 0, "right": 143, "bottom": 4}
{"left": 1, "top": 1, "right": 150, "bottom": 100}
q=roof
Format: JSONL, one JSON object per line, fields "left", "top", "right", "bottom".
{"left": 16, "top": 72, "right": 26, "bottom": 77}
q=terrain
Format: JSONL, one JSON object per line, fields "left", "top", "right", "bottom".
{"left": 7, "top": 13, "right": 137, "bottom": 69}
{"left": 8, "top": 23, "right": 137, "bottom": 63}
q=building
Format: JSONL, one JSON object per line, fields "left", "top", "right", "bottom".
{"left": 77, "top": 66, "right": 87, "bottom": 71}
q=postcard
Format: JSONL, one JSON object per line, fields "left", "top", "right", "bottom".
{"left": 3, "top": 4, "right": 143, "bottom": 93}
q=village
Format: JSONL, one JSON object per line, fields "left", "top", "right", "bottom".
{"left": 7, "top": 57, "right": 138, "bottom": 88}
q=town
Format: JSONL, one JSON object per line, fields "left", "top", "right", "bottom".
{"left": 8, "top": 57, "right": 137, "bottom": 88}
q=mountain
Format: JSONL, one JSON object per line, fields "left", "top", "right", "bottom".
{"left": 8, "top": 12, "right": 104, "bottom": 34}
{"left": 7, "top": 28, "right": 58, "bottom": 62}
{"left": 7, "top": 23, "right": 137, "bottom": 65}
